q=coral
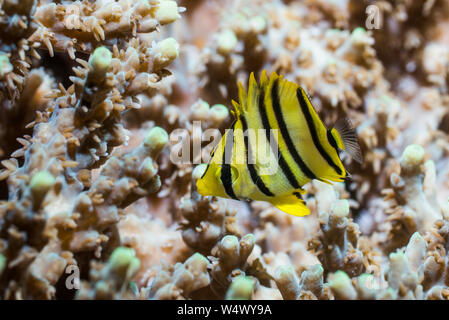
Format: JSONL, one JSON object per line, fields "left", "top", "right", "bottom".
{"left": 274, "top": 264, "right": 332, "bottom": 300}
{"left": 0, "top": 0, "right": 179, "bottom": 299}
{"left": 146, "top": 252, "right": 210, "bottom": 299}
{"left": 76, "top": 246, "right": 140, "bottom": 299}
{"left": 349, "top": 0, "right": 449, "bottom": 85}
{"left": 28, "top": 0, "right": 182, "bottom": 58}
{"left": 118, "top": 211, "right": 188, "bottom": 286}
{"left": 225, "top": 275, "right": 255, "bottom": 300}
{"left": 179, "top": 192, "right": 242, "bottom": 254}
{"left": 308, "top": 199, "right": 366, "bottom": 278}
{"left": 0, "top": 0, "right": 37, "bottom": 103}
{"left": 381, "top": 144, "right": 441, "bottom": 252}
{"left": 196, "top": 5, "right": 268, "bottom": 103}
{"left": 0, "top": 0, "right": 449, "bottom": 301}
{"left": 209, "top": 234, "right": 256, "bottom": 297}
{"left": 421, "top": 219, "right": 449, "bottom": 299}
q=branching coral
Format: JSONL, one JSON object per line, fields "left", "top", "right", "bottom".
{"left": 179, "top": 193, "right": 242, "bottom": 254}
{"left": 0, "top": 0, "right": 37, "bottom": 103}
{"left": 209, "top": 234, "right": 255, "bottom": 297}
{"left": 274, "top": 264, "right": 332, "bottom": 300}
{"left": 0, "top": 0, "right": 449, "bottom": 301}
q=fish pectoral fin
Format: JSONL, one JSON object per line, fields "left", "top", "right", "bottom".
{"left": 269, "top": 193, "right": 310, "bottom": 217}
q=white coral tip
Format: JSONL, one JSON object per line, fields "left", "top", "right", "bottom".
{"left": 155, "top": 1, "right": 180, "bottom": 25}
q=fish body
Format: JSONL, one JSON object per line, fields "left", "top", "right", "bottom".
{"left": 196, "top": 70, "right": 362, "bottom": 216}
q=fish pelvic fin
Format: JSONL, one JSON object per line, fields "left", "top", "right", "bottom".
{"left": 332, "top": 118, "right": 363, "bottom": 164}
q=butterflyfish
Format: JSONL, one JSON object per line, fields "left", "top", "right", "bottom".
{"left": 196, "top": 70, "right": 362, "bottom": 216}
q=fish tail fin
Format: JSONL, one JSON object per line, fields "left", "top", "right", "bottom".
{"left": 269, "top": 191, "right": 310, "bottom": 217}
{"left": 332, "top": 118, "right": 363, "bottom": 164}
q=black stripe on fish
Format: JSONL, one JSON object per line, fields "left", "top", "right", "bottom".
{"left": 258, "top": 84, "right": 302, "bottom": 190}
{"left": 292, "top": 191, "right": 303, "bottom": 200}
{"left": 240, "top": 115, "right": 275, "bottom": 197}
{"left": 297, "top": 88, "right": 343, "bottom": 175}
{"left": 271, "top": 79, "right": 317, "bottom": 180}
{"left": 221, "top": 121, "right": 238, "bottom": 200}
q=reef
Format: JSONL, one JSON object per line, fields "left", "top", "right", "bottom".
{"left": 1, "top": 0, "right": 449, "bottom": 300}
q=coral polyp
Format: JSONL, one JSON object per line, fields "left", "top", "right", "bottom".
{"left": 0, "top": 0, "right": 449, "bottom": 301}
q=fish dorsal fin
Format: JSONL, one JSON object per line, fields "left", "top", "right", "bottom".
{"left": 269, "top": 191, "right": 310, "bottom": 216}
{"left": 231, "top": 77, "right": 249, "bottom": 118}
{"left": 333, "top": 118, "right": 363, "bottom": 164}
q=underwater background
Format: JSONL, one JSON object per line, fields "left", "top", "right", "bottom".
{"left": 0, "top": 0, "right": 449, "bottom": 300}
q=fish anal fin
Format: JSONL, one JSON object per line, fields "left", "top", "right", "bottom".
{"left": 269, "top": 193, "right": 310, "bottom": 217}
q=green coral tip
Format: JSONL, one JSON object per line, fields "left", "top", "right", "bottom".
{"left": 241, "top": 233, "right": 255, "bottom": 243}
{"left": 352, "top": 27, "right": 366, "bottom": 36}
{"left": 309, "top": 264, "right": 324, "bottom": 276}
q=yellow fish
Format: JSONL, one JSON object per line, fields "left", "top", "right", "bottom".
{"left": 196, "top": 70, "right": 362, "bottom": 216}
